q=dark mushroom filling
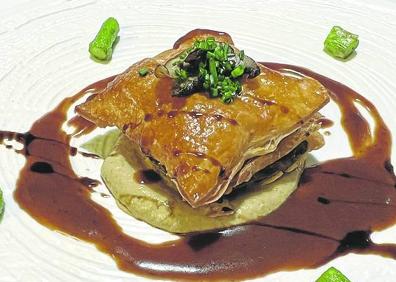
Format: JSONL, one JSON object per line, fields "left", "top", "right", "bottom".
{"left": 225, "top": 141, "right": 308, "bottom": 201}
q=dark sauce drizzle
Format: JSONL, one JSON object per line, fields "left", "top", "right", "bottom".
{"left": 319, "top": 117, "right": 334, "bottom": 129}
{"left": 241, "top": 94, "right": 277, "bottom": 107}
{"left": 172, "top": 149, "right": 224, "bottom": 169}
{"left": 0, "top": 63, "right": 395, "bottom": 281}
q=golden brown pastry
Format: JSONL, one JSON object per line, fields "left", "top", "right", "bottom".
{"left": 76, "top": 29, "right": 329, "bottom": 208}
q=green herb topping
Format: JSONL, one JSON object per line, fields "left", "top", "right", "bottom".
{"left": 138, "top": 67, "right": 149, "bottom": 77}
{"left": 316, "top": 267, "right": 351, "bottom": 282}
{"left": 324, "top": 26, "right": 359, "bottom": 59}
{"left": 89, "top": 17, "right": 120, "bottom": 61}
{"left": 164, "top": 37, "right": 260, "bottom": 103}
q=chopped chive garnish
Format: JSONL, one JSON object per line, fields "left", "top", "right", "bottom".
{"left": 209, "top": 58, "right": 218, "bottom": 86}
{"left": 316, "top": 267, "right": 351, "bottom": 282}
{"left": 89, "top": 17, "right": 120, "bottom": 61}
{"left": 211, "top": 88, "right": 219, "bottom": 97}
{"left": 324, "top": 26, "right": 359, "bottom": 59}
{"left": 175, "top": 68, "right": 188, "bottom": 81}
{"left": 165, "top": 37, "right": 260, "bottom": 103}
{"left": 138, "top": 67, "right": 149, "bottom": 77}
{"left": 221, "top": 92, "right": 233, "bottom": 104}
{"left": 231, "top": 65, "right": 245, "bottom": 78}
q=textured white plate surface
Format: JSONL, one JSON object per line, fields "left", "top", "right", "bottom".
{"left": 1, "top": 0, "right": 396, "bottom": 281}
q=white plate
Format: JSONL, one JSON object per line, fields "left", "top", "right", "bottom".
{"left": 1, "top": 0, "right": 396, "bottom": 281}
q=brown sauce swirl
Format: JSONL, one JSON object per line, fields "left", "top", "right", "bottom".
{"left": 319, "top": 117, "right": 334, "bottom": 128}
{"left": 0, "top": 63, "right": 395, "bottom": 281}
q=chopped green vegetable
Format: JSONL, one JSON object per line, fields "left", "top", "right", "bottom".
{"left": 138, "top": 67, "right": 149, "bottom": 77}
{"left": 89, "top": 17, "right": 120, "bottom": 61}
{"left": 175, "top": 68, "right": 188, "bottom": 81}
{"left": 231, "top": 65, "right": 245, "bottom": 78}
{"left": 0, "top": 188, "right": 4, "bottom": 218}
{"left": 165, "top": 37, "right": 260, "bottom": 103}
{"left": 324, "top": 26, "right": 359, "bottom": 59}
{"left": 316, "top": 267, "right": 351, "bottom": 282}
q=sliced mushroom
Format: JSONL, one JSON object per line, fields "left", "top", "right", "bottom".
{"left": 243, "top": 55, "right": 260, "bottom": 78}
{"left": 172, "top": 76, "right": 202, "bottom": 97}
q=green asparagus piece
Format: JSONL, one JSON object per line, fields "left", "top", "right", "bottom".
{"left": 0, "top": 188, "right": 4, "bottom": 218}
{"left": 89, "top": 17, "right": 120, "bottom": 61}
{"left": 316, "top": 267, "right": 351, "bottom": 282}
{"left": 324, "top": 26, "right": 359, "bottom": 59}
